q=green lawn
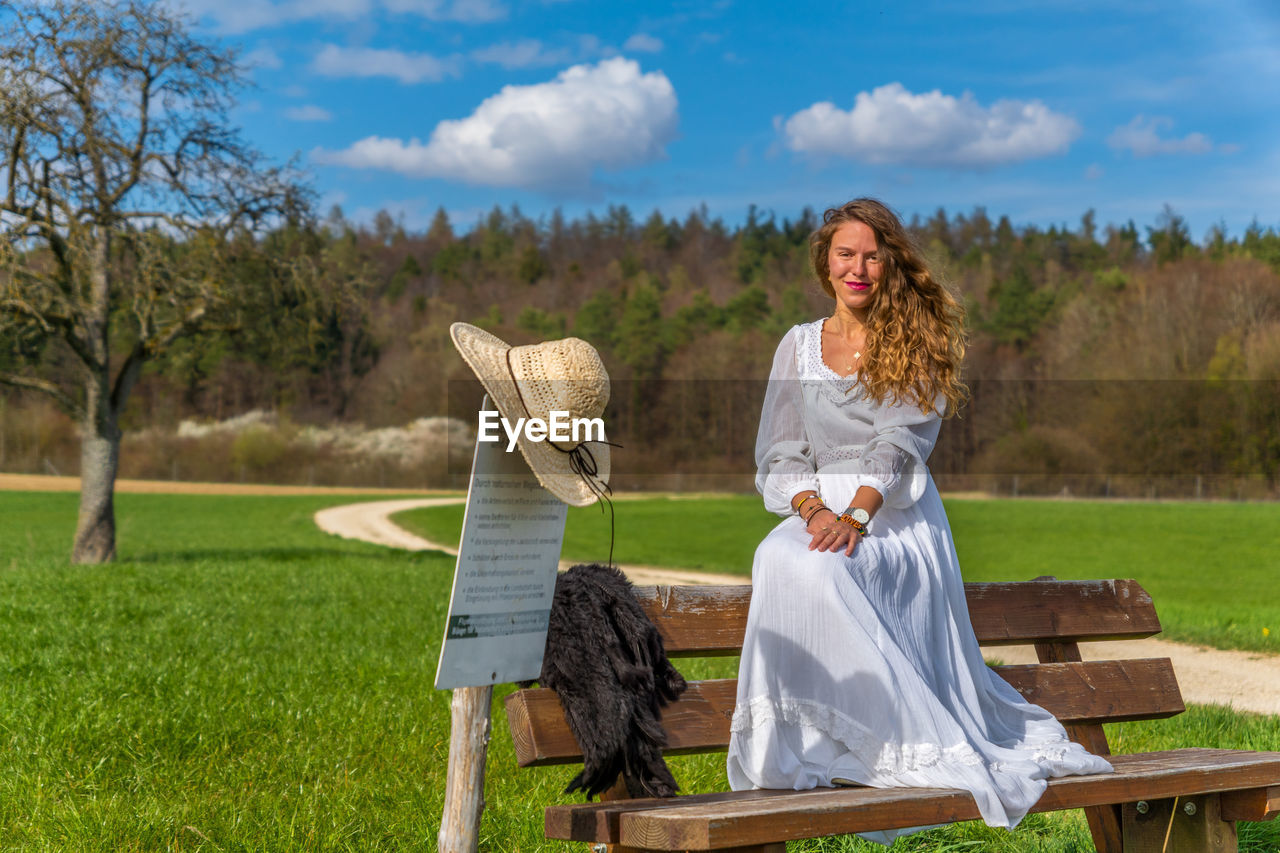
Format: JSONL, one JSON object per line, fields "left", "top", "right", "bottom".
{"left": 397, "top": 496, "right": 1280, "bottom": 655}
{"left": 1, "top": 490, "right": 1277, "bottom": 851}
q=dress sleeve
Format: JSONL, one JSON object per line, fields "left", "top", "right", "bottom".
{"left": 857, "top": 392, "right": 944, "bottom": 509}
{"left": 754, "top": 326, "right": 820, "bottom": 517}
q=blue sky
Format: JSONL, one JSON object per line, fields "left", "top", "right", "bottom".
{"left": 184, "top": 0, "right": 1280, "bottom": 238}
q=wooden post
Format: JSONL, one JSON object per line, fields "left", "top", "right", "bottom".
{"left": 1121, "top": 794, "right": 1237, "bottom": 852}
{"left": 438, "top": 685, "right": 494, "bottom": 853}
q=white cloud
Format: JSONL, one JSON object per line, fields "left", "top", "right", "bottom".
{"left": 313, "top": 57, "right": 678, "bottom": 191}
{"left": 284, "top": 104, "right": 334, "bottom": 122}
{"left": 171, "top": 0, "right": 369, "bottom": 33}
{"left": 623, "top": 33, "right": 663, "bottom": 53}
{"left": 783, "top": 83, "right": 1079, "bottom": 168}
{"left": 470, "top": 39, "right": 573, "bottom": 69}
{"left": 1107, "top": 115, "right": 1214, "bottom": 157}
{"left": 382, "top": 0, "right": 507, "bottom": 22}
{"left": 173, "top": 0, "right": 503, "bottom": 33}
{"left": 311, "top": 44, "right": 462, "bottom": 84}
{"left": 469, "top": 34, "right": 614, "bottom": 69}
{"left": 1085, "top": 163, "right": 1104, "bottom": 180}
{"left": 241, "top": 45, "right": 283, "bottom": 70}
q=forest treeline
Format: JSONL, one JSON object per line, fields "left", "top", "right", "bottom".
{"left": 4, "top": 202, "right": 1280, "bottom": 497}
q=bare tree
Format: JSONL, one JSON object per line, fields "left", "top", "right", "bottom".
{"left": 0, "top": 0, "right": 310, "bottom": 562}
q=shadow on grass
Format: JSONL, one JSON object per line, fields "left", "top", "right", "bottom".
{"left": 122, "top": 547, "right": 456, "bottom": 565}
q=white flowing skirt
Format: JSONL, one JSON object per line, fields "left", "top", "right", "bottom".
{"left": 726, "top": 463, "right": 1114, "bottom": 845}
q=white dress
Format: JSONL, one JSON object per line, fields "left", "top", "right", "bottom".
{"left": 726, "top": 320, "right": 1113, "bottom": 845}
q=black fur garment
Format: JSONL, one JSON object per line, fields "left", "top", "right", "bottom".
{"left": 533, "top": 563, "right": 688, "bottom": 800}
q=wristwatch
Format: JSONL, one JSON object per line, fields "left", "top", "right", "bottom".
{"left": 846, "top": 507, "right": 871, "bottom": 526}
{"left": 838, "top": 506, "right": 871, "bottom": 536}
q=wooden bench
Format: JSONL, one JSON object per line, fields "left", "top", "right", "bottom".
{"left": 505, "top": 579, "right": 1280, "bottom": 852}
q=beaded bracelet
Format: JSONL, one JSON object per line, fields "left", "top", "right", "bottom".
{"left": 802, "top": 503, "right": 828, "bottom": 524}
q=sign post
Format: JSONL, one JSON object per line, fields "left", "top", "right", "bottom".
{"left": 436, "top": 397, "right": 567, "bottom": 853}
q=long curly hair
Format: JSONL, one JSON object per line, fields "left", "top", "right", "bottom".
{"left": 810, "top": 198, "right": 968, "bottom": 416}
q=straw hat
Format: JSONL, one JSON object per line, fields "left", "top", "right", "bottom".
{"left": 450, "top": 322, "right": 611, "bottom": 507}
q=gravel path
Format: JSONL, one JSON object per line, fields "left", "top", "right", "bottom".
{"left": 315, "top": 496, "right": 1280, "bottom": 717}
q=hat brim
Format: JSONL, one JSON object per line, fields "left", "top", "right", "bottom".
{"left": 450, "top": 322, "right": 610, "bottom": 507}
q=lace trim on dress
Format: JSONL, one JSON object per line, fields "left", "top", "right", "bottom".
{"left": 796, "top": 321, "right": 861, "bottom": 404}
{"left": 988, "top": 739, "right": 1079, "bottom": 774}
{"left": 731, "top": 695, "right": 985, "bottom": 775}
{"left": 815, "top": 446, "right": 863, "bottom": 469}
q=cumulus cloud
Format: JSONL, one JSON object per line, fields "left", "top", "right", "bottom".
{"left": 1107, "top": 115, "right": 1214, "bottom": 157}
{"left": 783, "top": 82, "right": 1079, "bottom": 168}
{"left": 313, "top": 57, "right": 678, "bottom": 191}
{"left": 284, "top": 105, "right": 334, "bottom": 122}
{"left": 623, "top": 33, "right": 663, "bottom": 53}
{"left": 311, "top": 44, "right": 462, "bottom": 84}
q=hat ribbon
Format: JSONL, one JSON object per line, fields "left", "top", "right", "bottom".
{"left": 505, "top": 350, "right": 622, "bottom": 567}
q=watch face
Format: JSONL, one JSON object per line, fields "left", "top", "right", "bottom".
{"left": 852, "top": 508, "right": 871, "bottom": 525}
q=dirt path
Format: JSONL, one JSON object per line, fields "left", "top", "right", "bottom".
{"left": 314, "top": 497, "right": 743, "bottom": 585}
{"left": 315, "top": 497, "right": 1280, "bottom": 717}
{"left": 0, "top": 472, "right": 439, "bottom": 497}
{"left": 6, "top": 475, "right": 1276, "bottom": 716}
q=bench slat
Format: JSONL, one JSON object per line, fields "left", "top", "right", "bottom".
{"left": 505, "top": 658, "right": 1183, "bottom": 767}
{"left": 631, "top": 579, "right": 1161, "bottom": 656}
{"left": 543, "top": 749, "right": 1280, "bottom": 849}
{"left": 996, "top": 658, "right": 1185, "bottom": 725}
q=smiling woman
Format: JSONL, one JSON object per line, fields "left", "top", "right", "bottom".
{"left": 730, "top": 197, "right": 1115, "bottom": 845}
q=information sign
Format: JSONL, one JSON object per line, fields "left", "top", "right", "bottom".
{"left": 435, "top": 399, "right": 567, "bottom": 689}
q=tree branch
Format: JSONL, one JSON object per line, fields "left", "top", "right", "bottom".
{"left": 0, "top": 372, "right": 85, "bottom": 420}
{"left": 0, "top": 296, "right": 57, "bottom": 332}
{"left": 110, "top": 302, "right": 207, "bottom": 412}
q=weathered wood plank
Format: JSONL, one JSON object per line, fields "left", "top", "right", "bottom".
{"left": 546, "top": 789, "right": 793, "bottom": 845}
{"left": 506, "top": 659, "right": 1182, "bottom": 767}
{"left": 629, "top": 579, "right": 1161, "bottom": 657}
{"left": 551, "top": 750, "right": 1280, "bottom": 845}
{"left": 995, "top": 658, "right": 1184, "bottom": 726}
{"left": 630, "top": 585, "right": 752, "bottom": 657}
{"left": 966, "top": 579, "right": 1161, "bottom": 646}
{"left": 506, "top": 679, "right": 737, "bottom": 767}
{"left": 595, "top": 750, "right": 1280, "bottom": 850}
{"left": 1220, "top": 785, "right": 1280, "bottom": 821}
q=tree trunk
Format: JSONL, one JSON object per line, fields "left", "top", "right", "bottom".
{"left": 72, "top": 399, "right": 120, "bottom": 564}
{"left": 72, "top": 231, "right": 119, "bottom": 565}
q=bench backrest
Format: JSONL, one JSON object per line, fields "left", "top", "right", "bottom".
{"left": 505, "top": 578, "right": 1183, "bottom": 768}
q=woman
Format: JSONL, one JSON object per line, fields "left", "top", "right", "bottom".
{"left": 726, "top": 198, "right": 1112, "bottom": 844}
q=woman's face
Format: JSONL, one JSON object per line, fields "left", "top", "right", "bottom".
{"left": 827, "top": 220, "right": 884, "bottom": 317}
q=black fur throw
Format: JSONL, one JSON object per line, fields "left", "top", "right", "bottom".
{"left": 532, "top": 563, "right": 688, "bottom": 800}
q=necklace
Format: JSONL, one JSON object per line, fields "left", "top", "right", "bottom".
{"left": 823, "top": 316, "right": 865, "bottom": 376}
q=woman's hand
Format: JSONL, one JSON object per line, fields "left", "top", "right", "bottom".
{"left": 804, "top": 508, "right": 861, "bottom": 556}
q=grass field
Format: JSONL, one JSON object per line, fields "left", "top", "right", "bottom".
{"left": 397, "top": 495, "right": 1280, "bottom": 654}
{"left": 1, "top": 490, "right": 1277, "bottom": 851}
